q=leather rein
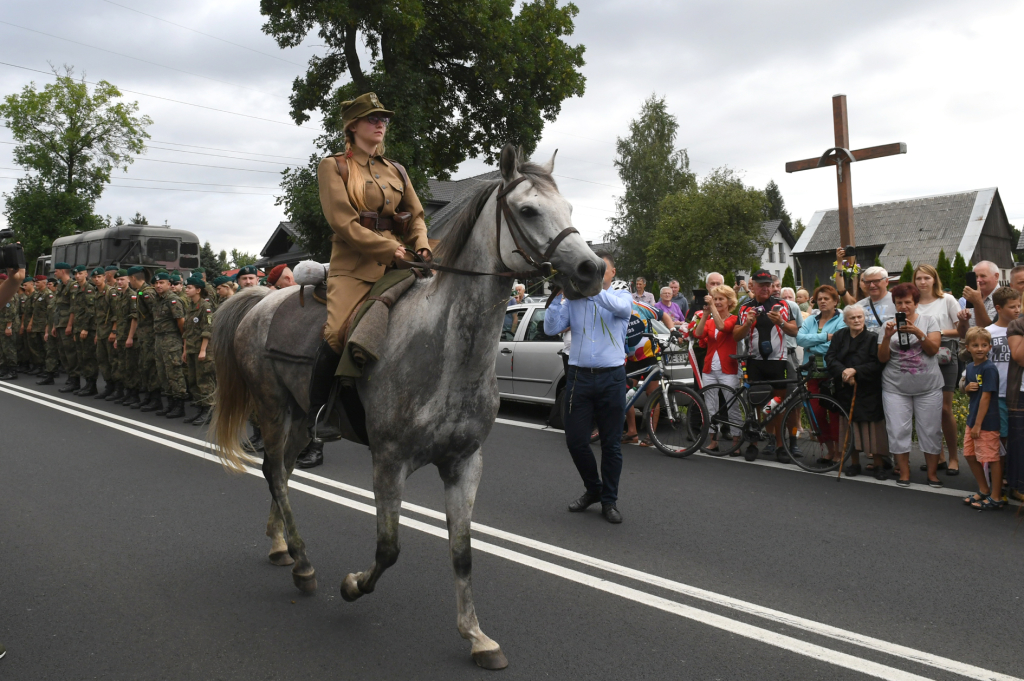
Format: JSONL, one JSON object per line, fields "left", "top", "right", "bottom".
{"left": 396, "top": 176, "right": 578, "bottom": 279}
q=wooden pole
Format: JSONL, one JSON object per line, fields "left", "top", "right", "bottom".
{"left": 832, "top": 94, "right": 856, "bottom": 249}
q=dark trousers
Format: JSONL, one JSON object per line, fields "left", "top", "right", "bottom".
{"left": 563, "top": 365, "right": 626, "bottom": 505}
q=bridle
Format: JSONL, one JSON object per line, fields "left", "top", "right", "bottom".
{"left": 396, "top": 176, "right": 578, "bottom": 279}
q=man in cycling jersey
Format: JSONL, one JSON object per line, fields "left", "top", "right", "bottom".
{"left": 733, "top": 269, "right": 799, "bottom": 462}
{"left": 622, "top": 298, "right": 672, "bottom": 445}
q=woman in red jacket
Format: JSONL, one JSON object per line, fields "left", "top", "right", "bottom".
{"left": 693, "top": 285, "right": 740, "bottom": 452}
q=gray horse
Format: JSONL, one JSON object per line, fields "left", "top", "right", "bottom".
{"left": 209, "top": 144, "right": 604, "bottom": 670}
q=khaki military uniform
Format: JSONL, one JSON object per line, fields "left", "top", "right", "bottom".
{"left": 70, "top": 280, "right": 98, "bottom": 380}
{"left": 93, "top": 283, "right": 117, "bottom": 385}
{"left": 317, "top": 145, "right": 429, "bottom": 353}
{"left": 183, "top": 296, "right": 216, "bottom": 406}
{"left": 15, "top": 291, "right": 29, "bottom": 366}
{"left": 26, "top": 287, "right": 48, "bottom": 367}
{"left": 44, "top": 288, "right": 60, "bottom": 374}
{"left": 152, "top": 289, "right": 188, "bottom": 400}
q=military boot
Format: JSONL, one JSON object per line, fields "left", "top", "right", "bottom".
{"left": 0, "top": 367, "right": 14, "bottom": 381}
{"left": 296, "top": 440, "right": 324, "bottom": 469}
{"left": 112, "top": 384, "right": 128, "bottom": 403}
{"left": 191, "top": 406, "right": 211, "bottom": 427}
{"left": 141, "top": 394, "right": 163, "bottom": 413}
{"left": 307, "top": 340, "right": 343, "bottom": 441}
{"left": 182, "top": 405, "right": 203, "bottom": 424}
{"left": 78, "top": 377, "right": 98, "bottom": 397}
{"left": 121, "top": 388, "right": 138, "bottom": 407}
{"left": 35, "top": 372, "right": 55, "bottom": 385}
{"left": 62, "top": 374, "right": 74, "bottom": 388}
{"left": 129, "top": 390, "right": 147, "bottom": 410}
{"left": 154, "top": 396, "right": 172, "bottom": 416}
{"left": 96, "top": 381, "right": 116, "bottom": 400}
{"left": 59, "top": 376, "right": 81, "bottom": 393}
{"left": 165, "top": 397, "right": 185, "bottom": 419}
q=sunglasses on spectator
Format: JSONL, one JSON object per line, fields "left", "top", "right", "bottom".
{"left": 366, "top": 115, "right": 390, "bottom": 126}
{"left": 862, "top": 278, "right": 885, "bottom": 286}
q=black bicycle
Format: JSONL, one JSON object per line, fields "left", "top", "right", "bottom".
{"left": 698, "top": 351, "right": 852, "bottom": 472}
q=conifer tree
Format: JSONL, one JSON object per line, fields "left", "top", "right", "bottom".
{"left": 936, "top": 249, "right": 952, "bottom": 290}
{"left": 951, "top": 251, "right": 968, "bottom": 297}
{"left": 782, "top": 266, "right": 796, "bottom": 289}
{"left": 899, "top": 258, "right": 914, "bottom": 283}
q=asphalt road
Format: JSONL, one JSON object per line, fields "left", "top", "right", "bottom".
{"left": 1, "top": 379, "right": 1022, "bottom": 681}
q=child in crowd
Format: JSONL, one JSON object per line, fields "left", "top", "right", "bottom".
{"left": 984, "top": 286, "right": 1021, "bottom": 446}
{"left": 961, "top": 327, "right": 1004, "bottom": 510}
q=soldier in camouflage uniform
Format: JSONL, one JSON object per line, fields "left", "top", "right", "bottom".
{"left": 213, "top": 275, "right": 235, "bottom": 305}
{"left": 150, "top": 272, "right": 188, "bottom": 418}
{"left": 111, "top": 270, "right": 140, "bottom": 406}
{"left": 90, "top": 267, "right": 118, "bottom": 399}
{"left": 69, "top": 265, "right": 98, "bottom": 396}
{"left": 24, "top": 275, "right": 48, "bottom": 373}
{"left": 36, "top": 277, "right": 61, "bottom": 385}
{"left": 181, "top": 276, "right": 216, "bottom": 425}
{"left": 192, "top": 267, "right": 219, "bottom": 312}
{"left": 130, "top": 266, "right": 162, "bottom": 411}
{"left": 0, "top": 273, "right": 18, "bottom": 379}
{"left": 52, "top": 263, "right": 79, "bottom": 392}
{"left": 15, "top": 280, "right": 33, "bottom": 373}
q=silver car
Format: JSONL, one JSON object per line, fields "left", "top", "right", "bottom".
{"left": 497, "top": 303, "right": 692, "bottom": 407}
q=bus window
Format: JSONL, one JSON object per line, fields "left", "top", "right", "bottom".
{"left": 87, "top": 241, "right": 101, "bottom": 266}
{"left": 146, "top": 238, "right": 178, "bottom": 262}
{"left": 53, "top": 245, "right": 65, "bottom": 264}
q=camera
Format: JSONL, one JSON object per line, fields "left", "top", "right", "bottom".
{"left": 0, "top": 229, "right": 26, "bottom": 270}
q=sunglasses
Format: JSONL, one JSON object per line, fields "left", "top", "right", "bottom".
{"left": 862, "top": 278, "right": 885, "bottom": 286}
{"left": 366, "top": 115, "right": 390, "bottom": 126}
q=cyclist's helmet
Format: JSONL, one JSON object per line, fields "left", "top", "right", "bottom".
{"left": 610, "top": 279, "right": 630, "bottom": 291}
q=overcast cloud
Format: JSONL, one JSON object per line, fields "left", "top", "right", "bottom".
{"left": 1, "top": 0, "right": 1022, "bottom": 256}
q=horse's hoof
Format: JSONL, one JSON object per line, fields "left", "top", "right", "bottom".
{"left": 269, "top": 550, "right": 294, "bottom": 566}
{"left": 340, "top": 573, "right": 362, "bottom": 602}
{"left": 472, "top": 647, "right": 508, "bottom": 670}
{"left": 292, "top": 569, "right": 317, "bottom": 594}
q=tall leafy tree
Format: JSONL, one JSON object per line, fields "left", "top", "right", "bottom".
{"left": 0, "top": 66, "right": 151, "bottom": 267}
{"left": 230, "top": 249, "right": 257, "bottom": 269}
{"left": 607, "top": 94, "right": 695, "bottom": 282}
{"left": 261, "top": 0, "right": 586, "bottom": 260}
{"left": 763, "top": 180, "right": 792, "bottom": 233}
{"left": 199, "top": 241, "right": 229, "bottom": 275}
{"left": 935, "top": 249, "right": 952, "bottom": 290}
{"left": 951, "top": 251, "right": 968, "bottom": 297}
{"left": 646, "top": 167, "right": 766, "bottom": 289}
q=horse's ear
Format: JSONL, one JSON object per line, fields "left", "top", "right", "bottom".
{"left": 499, "top": 144, "right": 518, "bottom": 182}
{"left": 540, "top": 149, "right": 557, "bottom": 175}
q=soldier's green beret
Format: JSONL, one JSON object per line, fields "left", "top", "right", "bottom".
{"left": 185, "top": 277, "right": 204, "bottom": 289}
{"left": 154, "top": 272, "right": 170, "bottom": 281}
{"left": 104, "top": 265, "right": 119, "bottom": 272}
{"left": 340, "top": 92, "right": 394, "bottom": 130}
{"left": 169, "top": 274, "right": 181, "bottom": 284}
{"left": 53, "top": 262, "right": 71, "bottom": 270}
{"left": 191, "top": 267, "right": 205, "bottom": 274}
{"left": 237, "top": 264, "right": 258, "bottom": 277}
{"left": 126, "top": 266, "right": 146, "bottom": 277}
{"left": 73, "top": 265, "right": 88, "bottom": 273}
{"left": 213, "top": 276, "right": 231, "bottom": 287}
{"left": 116, "top": 269, "right": 129, "bottom": 278}
{"left": 91, "top": 267, "right": 105, "bottom": 276}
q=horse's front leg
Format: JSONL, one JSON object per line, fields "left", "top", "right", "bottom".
{"left": 441, "top": 449, "right": 507, "bottom": 670}
{"left": 341, "top": 461, "right": 406, "bottom": 601}
{"left": 265, "top": 499, "right": 293, "bottom": 566}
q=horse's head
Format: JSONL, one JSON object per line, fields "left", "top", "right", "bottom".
{"left": 498, "top": 144, "right": 604, "bottom": 299}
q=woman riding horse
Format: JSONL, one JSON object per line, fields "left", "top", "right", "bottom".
{"left": 310, "top": 92, "right": 433, "bottom": 423}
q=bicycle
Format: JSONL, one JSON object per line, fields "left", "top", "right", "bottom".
{"left": 698, "top": 350, "right": 852, "bottom": 472}
{"left": 590, "top": 331, "right": 708, "bottom": 458}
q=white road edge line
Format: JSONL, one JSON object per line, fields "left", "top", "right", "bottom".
{"left": 2, "top": 383, "right": 1019, "bottom": 681}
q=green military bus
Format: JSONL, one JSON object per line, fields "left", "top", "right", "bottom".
{"left": 36, "top": 225, "right": 201, "bottom": 277}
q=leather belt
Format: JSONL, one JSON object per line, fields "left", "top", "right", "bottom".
{"left": 570, "top": 365, "right": 622, "bottom": 374}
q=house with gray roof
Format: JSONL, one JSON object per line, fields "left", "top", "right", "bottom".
{"left": 741, "top": 219, "right": 797, "bottom": 283}
{"left": 253, "top": 221, "right": 309, "bottom": 270}
{"left": 423, "top": 170, "right": 502, "bottom": 239}
{"left": 792, "top": 188, "right": 1015, "bottom": 288}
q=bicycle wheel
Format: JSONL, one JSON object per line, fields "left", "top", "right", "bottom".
{"left": 697, "top": 384, "right": 748, "bottom": 457}
{"left": 781, "top": 393, "right": 851, "bottom": 473}
{"left": 645, "top": 384, "right": 708, "bottom": 458}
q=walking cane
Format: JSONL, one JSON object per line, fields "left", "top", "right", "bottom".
{"left": 837, "top": 380, "right": 857, "bottom": 482}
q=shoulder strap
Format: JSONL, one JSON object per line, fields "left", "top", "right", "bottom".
{"left": 868, "top": 298, "right": 883, "bottom": 327}
{"left": 331, "top": 155, "right": 349, "bottom": 184}
{"left": 386, "top": 158, "right": 411, "bottom": 191}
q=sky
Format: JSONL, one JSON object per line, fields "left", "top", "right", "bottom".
{"left": 2, "top": 0, "right": 1022, "bottom": 257}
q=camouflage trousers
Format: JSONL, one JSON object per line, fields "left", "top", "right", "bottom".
{"left": 15, "top": 331, "right": 28, "bottom": 364}
{"left": 138, "top": 332, "right": 160, "bottom": 393}
{"left": 185, "top": 353, "right": 216, "bottom": 406}
{"left": 116, "top": 335, "right": 140, "bottom": 390}
{"left": 95, "top": 333, "right": 114, "bottom": 382}
{"left": 75, "top": 330, "right": 97, "bottom": 379}
{"left": 26, "top": 331, "right": 45, "bottom": 367}
{"left": 0, "top": 330, "right": 16, "bottom": 368}
{"left": 154, "top": 333, "right": 188, "bottom": 400}
{"left": 45, "top": 332, "right": 60, "bottom": 373}
{"left": 57, "top": 327, "right": 78, "bottom": 377}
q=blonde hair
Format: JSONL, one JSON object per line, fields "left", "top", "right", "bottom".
{"left": 965, "top": 326, "right": 992, "bottom": 347}
{"left": 343, "top": 120, "right": 388, "bottom": 212}
{"left": 711, "top": 284, "right": 737, "bottom": 309}
{"left": 913, "top": 264, "right": 943, "bottom": 299}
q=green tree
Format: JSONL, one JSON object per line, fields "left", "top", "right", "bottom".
{"left": 791, "top": 217, "right": 806, "bottom": 242}
{"left": 763, "top": 180, "right": 792, "bottom": 233}
{"left": 0, "top": 66, "right": 151, "bottom": 266}
{"left": 262, "top": 0, "right": 586, "bottom": 259}
{"left": 782, "top": 265, "right": 795, "bottom": 289}
{"left": 951, "top": 251, "right": 968, "bottom": 296}
{"left": 813, "top": 274, "right": 821, "bottom": 291}
{"left": 607, "top": 94, "right": 695, "bottom": 282}
{"left": 936, "top": 249, "right": 952, "bottom": 290}
{"left": 200, "top": 241, "right": 229, "bottom": 275}
{"left": 899, "top": 258, "right": 914, "bottom": 283}
{"left": 874, "top": 254, "right": 882, "bottom": 267}
{"left": 724, "top": 271, "right": 736, "bottom": 287}
{"left": 646, "top": 167, "right": 766, "bottom": 290}
{"left": 229, "top": 249, "right": 257, "bottom": 269}
{"left": 129, "top": 211, "right": 148, "bottom": 225}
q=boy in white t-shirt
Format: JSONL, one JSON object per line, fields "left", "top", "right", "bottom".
{"left": 984, "top": 286, "right": 1022, "bottom": 443}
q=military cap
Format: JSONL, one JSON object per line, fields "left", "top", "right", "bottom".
{"left": 169, "top": 274, "right": 181, "bottom": 283}
{"left": 213, "top": 275, "right": 232, "bottom": 287}
{"left": 237, "top": 264, "right": 258, "bottom": 277}
{"left": 340, "top": 92, "right": 394, "bottom": 130}
{"left": 91, "top": 267, "right": 105, "bottom": 276}
{"left": 155, "top": 268, "right": 168, "bottom": 275}
{"left": 47, "top": 276, "right": 57, "bottom": 283}
{"left": 126, "top": 265, "right": 146, "bottom": 277}
{"left": 154, "top": 272, "right": 170, "bottom": 281}
{"left": 53, "top": 261, "right": 71, "bottom": 271}
{"left": 73, "top": 265, "right": 88, "bottom": 273}
{"left": 116, "top": 269, "right": 129, "bottom": 278}
{"left": 191, "top": 266, "right": 205, "bottom": 274}
{"left": 267, "top": 263, "right": 287, "bottom": 285}
{"left": 104, "top": 265, "right": 119, "bottom": 272}
{"left": 185, "top": 276, "right": 204, "bottom": 289}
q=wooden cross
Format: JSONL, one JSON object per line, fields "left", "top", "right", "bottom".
{"left": 786, "top": 94, "right": 906, "bottom": 250}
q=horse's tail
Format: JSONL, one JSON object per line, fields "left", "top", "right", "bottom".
{"left": 209, "top": 288, "right": 269, "bottom": 473}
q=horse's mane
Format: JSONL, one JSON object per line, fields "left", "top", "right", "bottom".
{"left": 434, "top": 162, "right": 558, "bottom": 265}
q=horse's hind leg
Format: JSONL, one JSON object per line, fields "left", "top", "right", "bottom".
{"left": 265, "top": 500, "right": 293, "bottom": 566}
{"left": 440, "top": 449, "right": 507, "bottom": 670}
{"left": 340, "top": 461, "right": 405, "bottom": 602}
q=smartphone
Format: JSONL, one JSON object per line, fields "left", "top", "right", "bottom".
{"left": 965, "top": 271, "right": 978, "bottom": 308}
{"left": 735, "top": 275, "right": 745, "bottom": 283}
{"left": 895, "top": 311, "right": 909, "bottom": 350}
{"left": 692, "top": 288, "right": 709, "bottom": 306}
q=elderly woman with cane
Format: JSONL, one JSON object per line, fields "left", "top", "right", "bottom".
{"left": 825, "top": 305, "right": 886, "bottom": 477}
